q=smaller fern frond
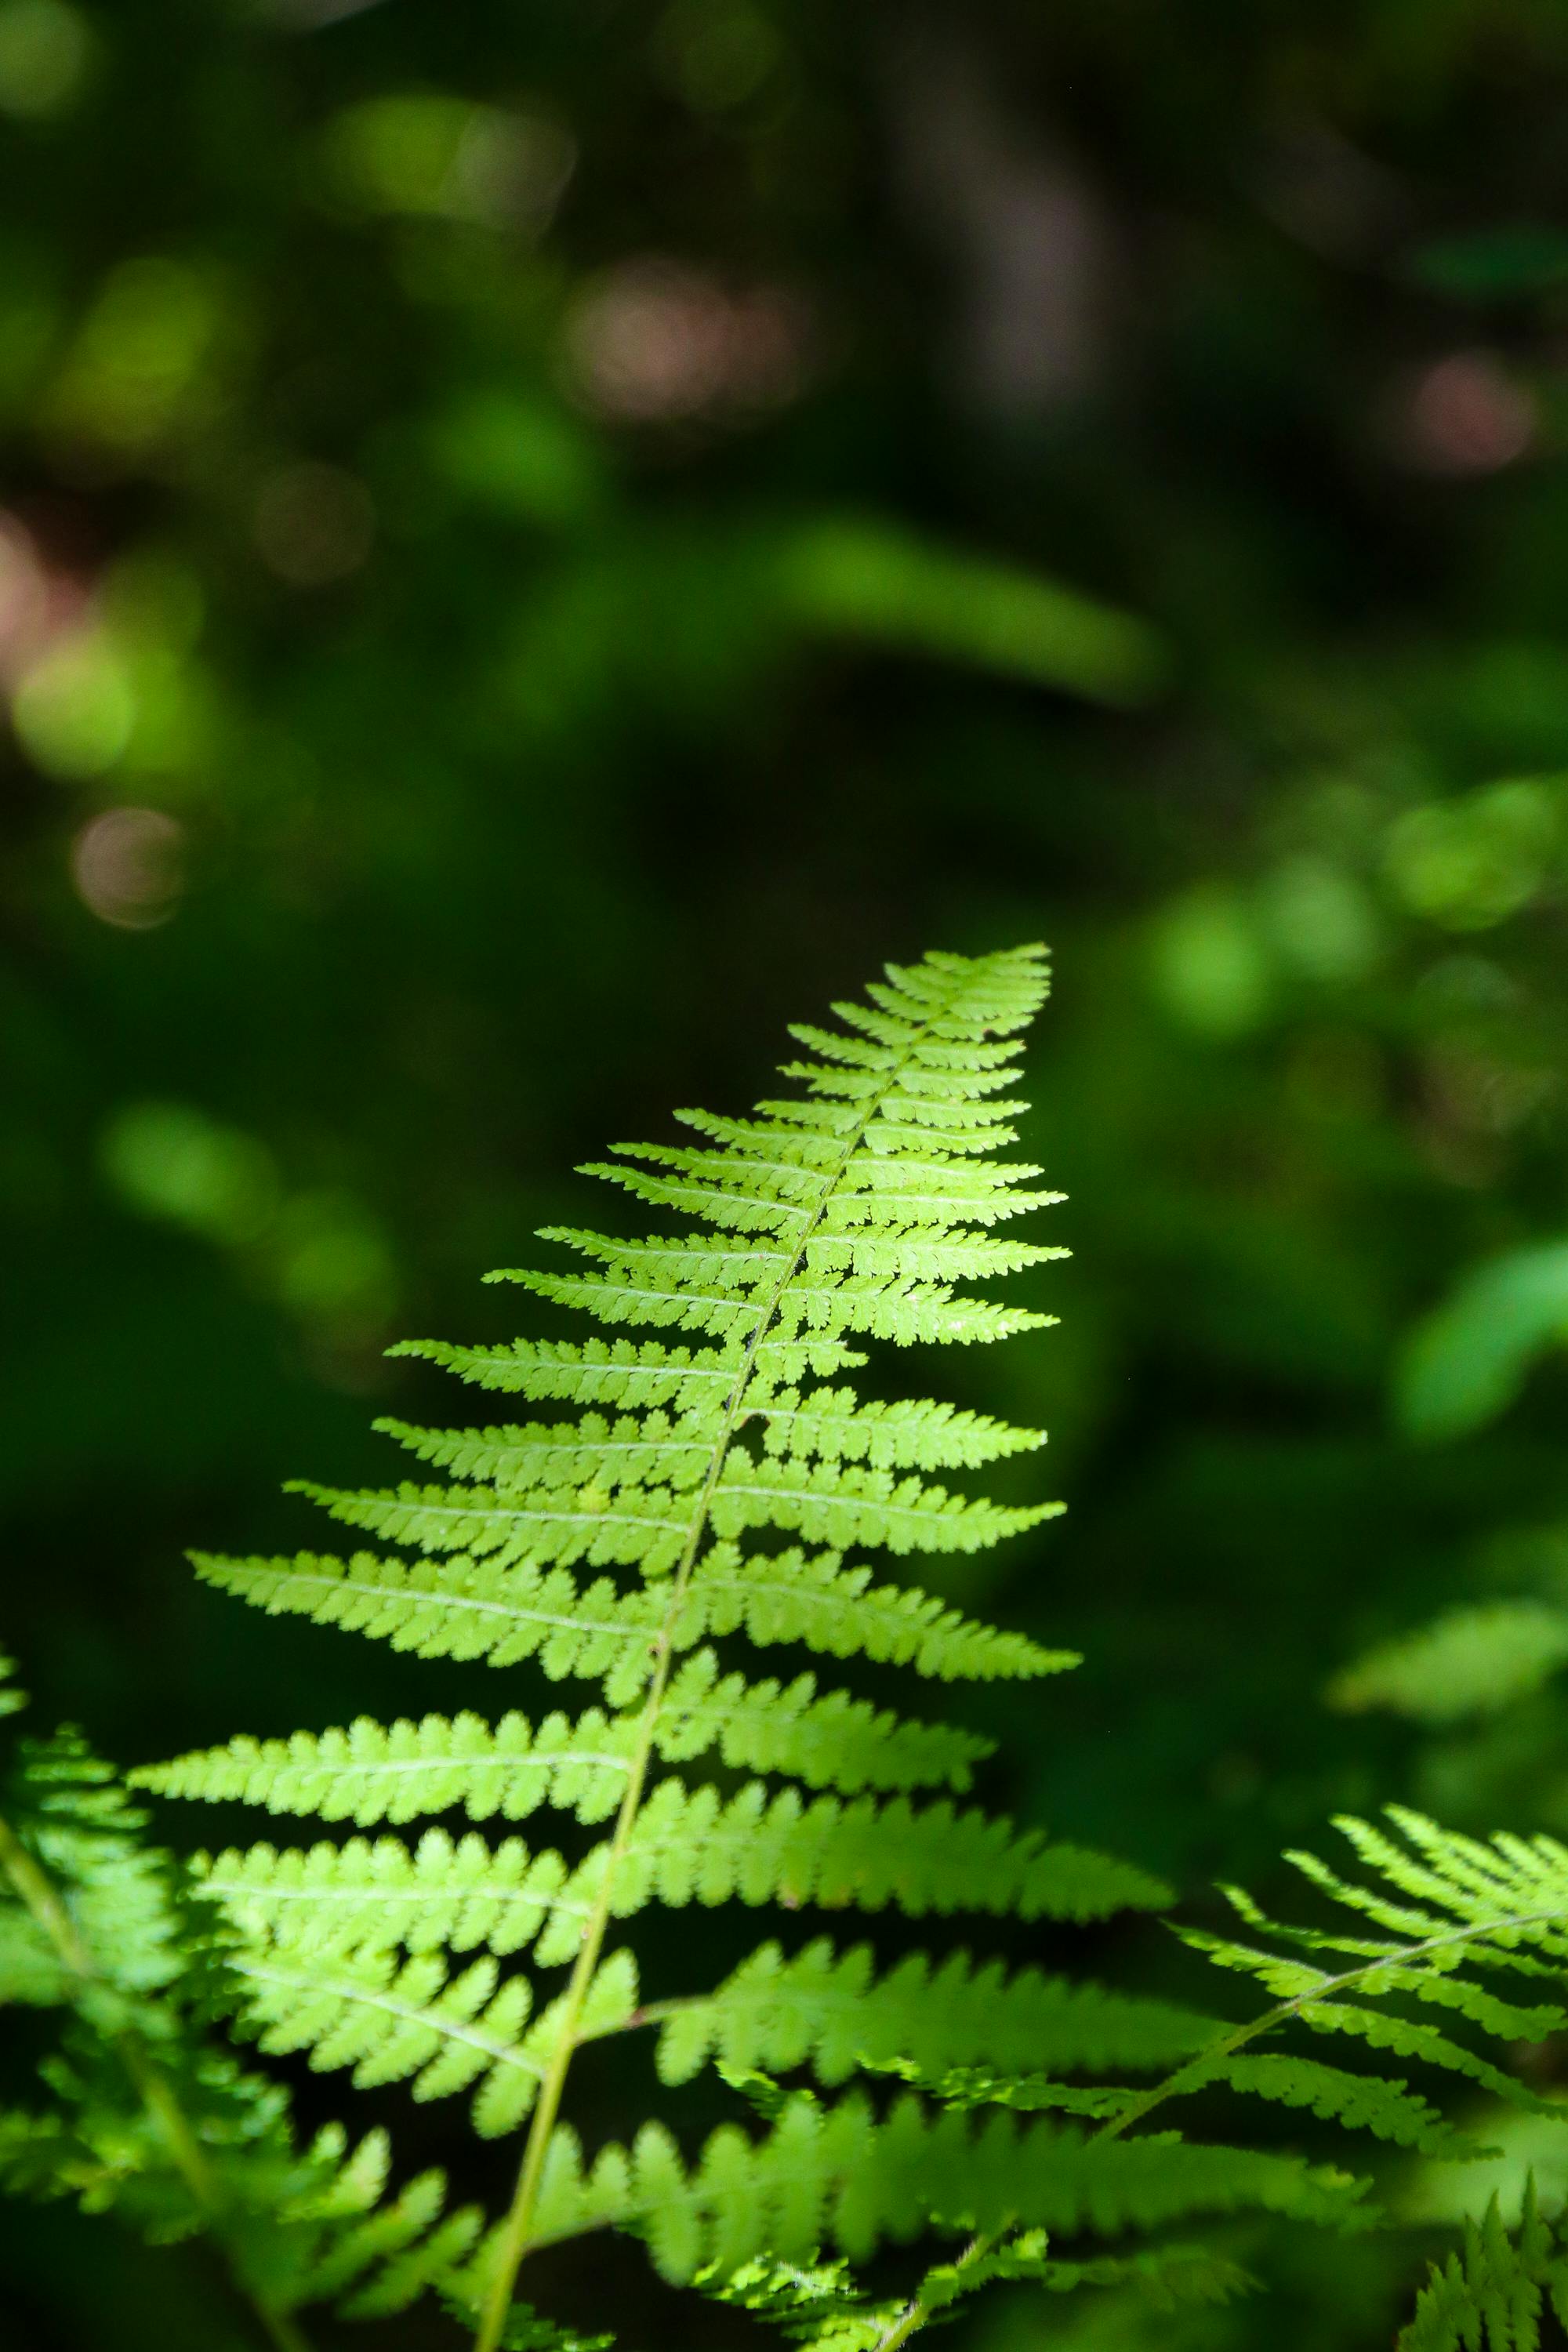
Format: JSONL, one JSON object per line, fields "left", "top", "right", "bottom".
{"left": 913, "top": 2234, "right": 1250, "bottom": 2320}
{"left": 0, "top": 1650, "right": 27, "bottom": 1719}
{"left": 0, "top": 1682, "right": 484, "bottom": 2335}
{"left": 1399, "top": 2184, "right": 1568, "bottom": 2352}
{"left": 1330, "top": 1603, "right": 1568, "bottom": 1725}
{"left": 1163, "top": 1806, "right": 1568, "bottom": 2157}
{"left": 1200, "top": 2053, "right": 1476, "bottom": 2155}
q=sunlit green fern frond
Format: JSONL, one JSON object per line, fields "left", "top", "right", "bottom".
{"left": 139, "top": 942, "right": 1191, "bottom": 2350}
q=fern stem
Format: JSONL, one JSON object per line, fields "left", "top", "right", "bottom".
{"left": 0, "top": 1806, "right": 92, "bottom": 1973}
{"left": 0, "top": 1805, "right": 317, "bottom": 2352}
{"left": 472, "top": 998, "right": 955, "bottom": 2352}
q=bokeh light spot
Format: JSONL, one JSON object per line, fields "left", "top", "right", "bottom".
{"left": 1404, "top": 352, "right": 1535, "bottom": 475}
{"left": 69, "top": 806, "right": 185, "bottom": 928}
{"left": 14, "top": 631, "right": 135, "bottom": 775}
{"left": 1261, "top": 855, "right": 1382, "bottom": 982}
{"left": 649, "top": 0, "right": 783, "bottom": 112}
{"left": 565, "top": 257, "right": 808, "bottom": 422}
{"left": 275, "top": 1192, "right": 396, "bottom": 1321}
{"left": 322, "top": 94, "right": 575, "bottom": 234}
{"left": 254, "top": 462, "right": 376, "bottom": 587}
{"left": 1386, "top": 779, "right": 1559, "bottom": 930}
{"left": 100, "top": 1102, "right": 278, "bottom": 1243}
{"left": 0, "top": 0, "right": 91, "bottom": 118}
{"left": 1150, "top": 886, "right": 1272, "bottom": 1036}
{"left": 47, "top": 256, "right": 224, "bottom": 456}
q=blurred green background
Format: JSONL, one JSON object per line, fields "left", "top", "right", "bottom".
{"left": 9, "top": 1, "right": 1568, "bottom": 2345}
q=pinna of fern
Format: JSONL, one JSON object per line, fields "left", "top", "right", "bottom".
{"left": 137, "top": 942, "right": 1384, "bottom": 2351}
{"left": 0, "top": 1648, "right": 481, "bottom": 2348}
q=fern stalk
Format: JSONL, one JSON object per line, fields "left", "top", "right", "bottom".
{"left": 473, "top": 983, "right": 970, "bottom": 2352}
{"left": 0, "top": 1804, "right": 315, "bottom": 2352}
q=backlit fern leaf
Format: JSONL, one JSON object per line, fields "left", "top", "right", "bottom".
{"left": 1170, "top": 1804, "right": 1568, "bottom": 2139}
{"left": 140, "top": 943, "right": 1196, "bottom": 2340}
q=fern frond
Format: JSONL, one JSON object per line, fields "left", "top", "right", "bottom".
{"left": 198, "top": 1791, "right": 1163, "bottom": 1973}
{"left": 291, "top": 1454, "right": 1058, "bottom": 1573}
{"left": 1399, "top": 2185, "right": 1568, "bottom": 2351}
{"left": 137, "top": 1706, "right": 641, "bottom": 1828}
{"left": 194, "top": 1540, "right": 1069, "bottom": 1691}
{"left": 146, "top": 942, "right": 1208, "bottom": 2345}
{"left": 373, "top": 1410, "right": 716, "bottom": 1493}
{"left": 483, "top": 2092, "right": 1364, "bottom": 2285}
{"left": 289, "top": 2122, "right": 485, "bottom": 2315}
{"left": 1330, "top": 1603, "right": 1568, "bottom": 1724}
{"left": 654, "top": 1939, "right": 1212, "bottom": 2088}
{"left": 233, "top": 1945, "right": 545, "bottom": 2133}
{"left": 288, "top": 1477, "right": 696, "bottom": 1576}
{"left": 230, "top": 1947, "right": 637, "bottom": 2143}
{"left": 693, "top": 2247, "right": 896, "bottom": 2350}
{"left": 706, "top": 1451, "right": 1061, "bottom": 1556}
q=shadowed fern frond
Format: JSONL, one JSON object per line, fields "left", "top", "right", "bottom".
{"left": 869, "top": 1804, "right": 1568, "bottom": 2344}
{"left": 1399, "top": 2184, "right": 1568, "bottom": 2351}
{"left": 0, "top": 1653, "right": 480, "bottom": 2347}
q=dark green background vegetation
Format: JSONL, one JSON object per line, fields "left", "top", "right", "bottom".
{"left": 7, "top": 2, "right": 1568, "bottom": 2344}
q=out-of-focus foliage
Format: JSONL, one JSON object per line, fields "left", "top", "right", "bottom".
{"left": 9, "top": 2, "right": 1568, "bottom": 2347}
